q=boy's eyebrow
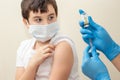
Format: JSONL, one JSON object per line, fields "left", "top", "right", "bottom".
{"left": 33, "top": 16, "right": 41, "bottom": 19}
{"left": 48, "top": 13, "right": 55, "bottom": 16}
{"left": 33, "top": 13, "right": 55, "bottom": 18}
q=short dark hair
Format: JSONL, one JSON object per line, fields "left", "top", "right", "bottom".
{"left": 21, "top": 0, "right": 58, "bottom": 20}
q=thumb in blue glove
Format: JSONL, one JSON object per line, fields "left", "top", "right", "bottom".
{"left": 82, "top": 46, "right": 111, "bottom": 80}
{"left": 79, "top": 11, "right": 120, "bottom": 61}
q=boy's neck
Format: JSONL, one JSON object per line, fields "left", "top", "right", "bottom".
{"left": 33, "top": 40, "right": 50, "bottom": 49}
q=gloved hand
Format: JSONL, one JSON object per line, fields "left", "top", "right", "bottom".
{"left": 82, "top": 46, "right": 111, "bottom": 80}
{"left": 79, "top": 10, "right": 120, "bottom": 61}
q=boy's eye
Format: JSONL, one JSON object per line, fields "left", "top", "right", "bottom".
{"left": 35, "top": 18, "right": 42, "bottom": 23}
{"left": 48, "top": 16, "right": 54, "bottom": 21}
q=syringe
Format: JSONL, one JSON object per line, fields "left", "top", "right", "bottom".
{"left": 79, "top": 9, "right": 93, "bottom": 47}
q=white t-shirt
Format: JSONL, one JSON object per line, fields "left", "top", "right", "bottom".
{"left": 16, "top": 34, "right": 81, "bottom": 80}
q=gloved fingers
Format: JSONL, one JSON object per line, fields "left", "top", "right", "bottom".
{"left": 82, "top": 34, "right": 94, "bottom": 40}
{"left": 83, "top": 38, "right": 89, "bottom": 45}
{"left": 89, "top": 52, "right": 100, "bottom": 57}
{"left": 83, "top": 46, "right": 91, "bottom": 60}
{"left": 88, "top": 16, "right": 100, "bottom": 30}
{"left": 91, "top": 46, "right": 99, "bottom": 59}
{"left": 82, "top": 35, "right": 94, "bottom": 45}
{"left": 80, "top": 28, "right": 93, "bottom": 35}
{"left": 79, "top": 21, "right": 84, "bottom": 28}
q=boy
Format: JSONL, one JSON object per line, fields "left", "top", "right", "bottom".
{"left": 15, "top": 0, "right": 80, "bottom": 80}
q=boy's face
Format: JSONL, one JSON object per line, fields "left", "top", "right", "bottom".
{"left": 24, "top": 4, "right": 57, "bottom": 27}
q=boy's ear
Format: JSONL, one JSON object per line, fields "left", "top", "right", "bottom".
{"left": 23, "top": 18, "right": 29, "bottom": 29}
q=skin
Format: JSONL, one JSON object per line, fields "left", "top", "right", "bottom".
{"left": 112, "top": 54, "right": 120, "bottom": 71}
{"left": 15, "top": 4, "right": 74, "bottom": 80}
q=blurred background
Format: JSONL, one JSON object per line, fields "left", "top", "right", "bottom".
{"left": 0, "top": 0, "right": 120, "bottom": 80}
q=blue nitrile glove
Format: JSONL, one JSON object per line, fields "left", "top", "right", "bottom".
{"left": 79, "top": 10, "right": 120, "bottom": 61}
{"left": 82, "top": 46, "right": 111, "bottom": 80}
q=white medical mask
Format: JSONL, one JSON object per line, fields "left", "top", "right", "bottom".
{"left": 29, "top": 21, "right": 59, "bottom": 42}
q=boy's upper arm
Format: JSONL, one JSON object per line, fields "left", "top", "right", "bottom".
{"left": 49, "top": 41, "right": 74, "bottom": 80}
